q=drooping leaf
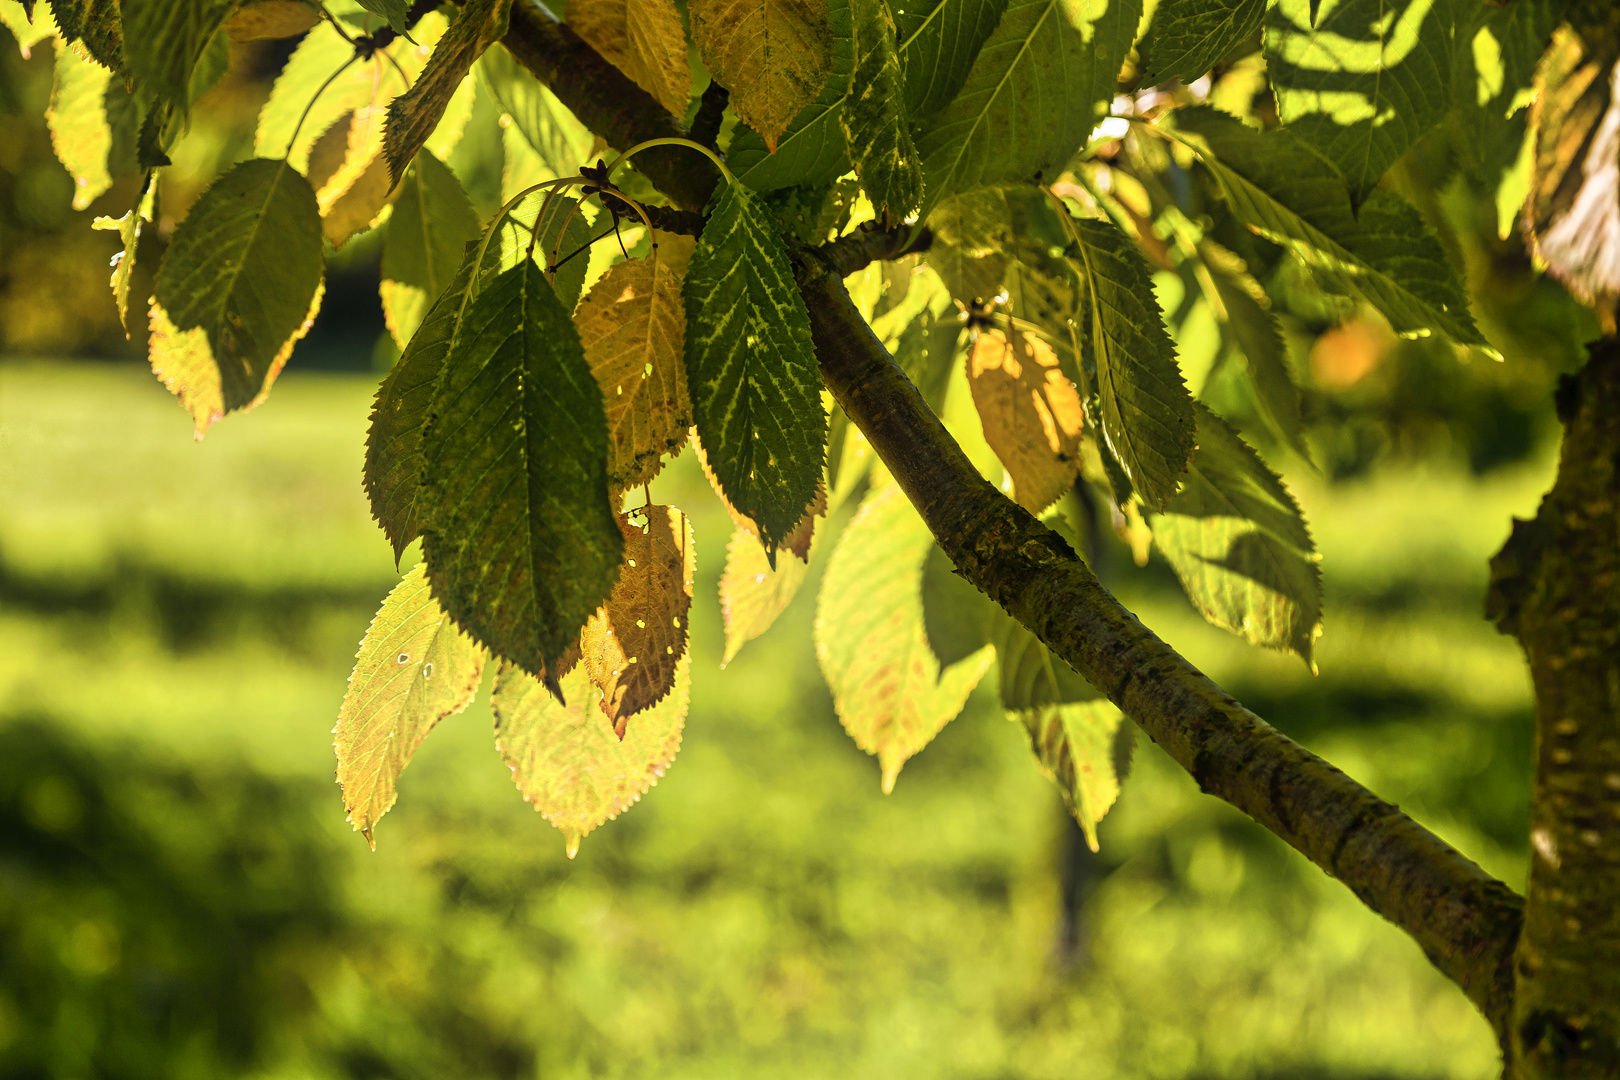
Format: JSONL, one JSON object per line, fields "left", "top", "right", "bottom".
{"left": 480, "top": 45, "right": 595, "bottom": 178}
{"left": 1063, "top": 213, "right": 1196, "bottom": 510}
{"left": 225, "top": 0, "right": 322, "bottom": 41}
{"left": 1263, "top": 0, "right": 1455, "bottom": 206}
{"left": 383, "top": 0, "right": 510, "bottom": 184}
{"left": 1175, "top": 105, "right": 1489, "bottom": 350}
{"left": 697, "top": 438, "right": 827, "bottom": 562}
{"left": 380, "top": 149, "right": 482, "bottom": 347}
{"left": 689, "top": 0, "right": 834, "bottom": 153}
{"left": 576, "top": 247, "right": 691, "bottom": 493}
{"left": 1203, "top": 246, "right": 1311, "bottom": 461}
{"left": 150, "top": 158, "right": 325, "bottom": 429}
{"left": 120, "top": 0, "right": 234, "bottom": 112}
{"left": 1013, "top": 700, "right": 1131, "bottom": 850}
{"left": 967, "top": 327, "right": 1084, "bottom": 513}
{"left": 492, "top": 656, "right": 689, "bottom": 858}
{"left": 580, "top": 505, "right": 695, "bottom": 736}
{"left": 569, "top": 0, "right": 691, "bottom": 116}
{"left": 914, "top": 0, "right": 1139, "bottom": 223}
{"left": 306, "top": 110, "right": 400, "bottom": 246}
{"left": 334, "top": 562, "right": 486, "bottom": 846}
{"left": 816, "top": 485, "right": 994, "bottom": 792}
{"left": 684, "top": 181, "right": 827, "bottom": 554}
{"left": 365, "top": 244, "right": 481, "bottom": 563}
{"left": 895, "top": 0, "right": 1007, "bottom": 116}
{"left": 419, "top": 261, "right": 624, "bottom": 683}
{"left": 46, "top": 37, "right": 112, "bottom": 210}
{"left": 355, "top": 0, "right": 411, "bottom": 33}
{"left": 727, "top": 0, "right": 853, "bottom": 191}
{"left": 48, "top": 0, "right": 124, "bottom": 74}
{"left": 719, "top": 524, "right": 812, "bottom": 667}
{"left": 90, "top": 172, "right": 154, "bottom": 331}
{"left": 840, "top": 0, "right": 923, "bottom": 220}
{"left": 1150, "top": 403, "right": 1322, "bottom": 665}
{"left": 1138, "top": 0, "right": 1264, "bottom": 86}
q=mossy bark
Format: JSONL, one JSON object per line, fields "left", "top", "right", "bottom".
{"left": 1490, "top": 340, "right": 1620, "bottom": 1079}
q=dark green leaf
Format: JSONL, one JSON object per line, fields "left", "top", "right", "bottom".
{"left": 1063, "top": 214, "right": 1196, "bottom": 511}
{"left": 121, "top": 0, "right": 236, "bottom": 112}
{"left": 1203, "top": 250, "right": 1311, "bottom": 461}
{"left": 841, "top": 0, "right": 924, "bottom": 220}
{"left": 152, "top": 158, "right": 325, "bottom": 413}
{"left": 1264, "top": 0, "right": 1455, "bottom": 205}
{"left": 380, "top": 150, "right": 482, "bottom": 347}
{"left": 366, "top": 243, "right": 481, "bottom": 564}
{"left": 1138, "top": 0, "right": 1265, "bottom": 86}
{"left": 1151, "top": 403, "right": 1322, "bottom": 665}
{"left": 420, "top": 260, "right": 624, "bottom": 683}
{"left": 896, "top": 0, "right": 1007, "bottom": 117}
{"left": 355, "top": 0, "right": 411, "bottom": 33}
{"left": 383, "top": 0, "right": 510, "bottom": 185}
{"left": 913, "top": 0, "right": 1139, "bottom": 222}
{"left": 684, "top": 182, "right": 826, "bottom": 554}
{"left": 47, "top": 0, "right": 125, "bottom": 74}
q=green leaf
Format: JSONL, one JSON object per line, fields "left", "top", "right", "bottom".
{"left": 914, "top": 0, "right": 1140, "bottom": 223}
{"left": 90, "top": 171, "right": 154, "bottom": 331}
{"left": 684, "top": 181, "right": 826, "bottom": 554}
{"left": 896, "top": 0, "right": 1007, "bottom": 116}
{"left": 479, "top": 46, "right": 595, "bottom": 178}
{"left": 151, "top": 158, "right": 325, "bottom": 416}
{"left": 727, "top": 0, "right": 855, "bottom": 192}
{"left": 1150, "top": 403, "right": 1322, "bottom": 665}
{"left": 365, "top": 244, "right": 481, "bottom": 564}
{"left": 1063, "top": 214, "right": 1196, "bottom": 511}
{"left": 1013, "top": 700, "right": 1131, "bottom": 850}
{"left": 420, "top": 260, "right": 624, "bottom": 683}
{"left": 334, "top": 562, "right": 487, "bottom": 846}
{"left": 355, "top": 0, "right": 410, "bottom": 32}
{"left": 380, "top": 150, "right": 482, "bottom": 348}
{"left": 719, "top": 524, "right": 812, "bottom": 667}
{"left": 1137, "top": 0, "right": 1265, "bottom": 85}
{"left": 1203, "top": 249, "right": 1311, "bottom": 461}
{"left": 1175, "top": 106, "right": 1488, "bottom": 350}
{"left": 383, "top": 0, "right": 510, "bottom": 184}
{"left": 1264, "top": 0, "right": 1455, "bottom": 205}
{"left": 816, "top": 485, "right": 993, "bottom": 792}
{"left": 121, "top": 0, "right": 236, "bottom": 112}
{"left": 46, "top": 37, "right": 113, "bottom": 210}
{"left": 47, "top": 0, "right": 124, "bottom": 73}
{"left": 841, "top": 0, "right": 924, "bottom": 220}
{"left": 225, "top": 0, "right": 324, "bottom": 41}
{"left": 492, "top": 655, "right": 688, "bottom": 859}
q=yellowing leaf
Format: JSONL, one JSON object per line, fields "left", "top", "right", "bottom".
{"left": 719, "top": 523, "right": 811, "bottom": 667}
{"left": 492, "top": 657, "right": 689, "bottom": 858}
{"left": 577, "top": 249, "right": 691, "bottom": 493}
{"left": 689, "top": 0, "right": 834, "bottom": 151}
{"left": 816, "top": 485, "right": 993, "bottom": 792}
{"left": 334, "top": 563, "right": 487, "bottom": 846}
{"left": 46, "top": 37, "right": 112, "bottom": 210}
{"left": 569, "top": 0, "right": 692, "bottom": 117}
{"left": 92, "top": 175, "right": 155, "bottom": 332}
{"left": 581, "top": 505, "right": 695, "bottom": 737}
{"left": 1013, "top": 701, "right": 1132, "bottom": 851}
{"left": 225, "top": 0, "right": 321, "bottom": 40}
{"left": 307, "top": 111, "right": 400, "bottom": 246}
{"left": 967, "top": 327, "right": 1083, "bottom": 513}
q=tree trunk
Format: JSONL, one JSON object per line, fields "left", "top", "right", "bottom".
{"left": 1490, "top": 340, "right": 1620, "bottom": 1079}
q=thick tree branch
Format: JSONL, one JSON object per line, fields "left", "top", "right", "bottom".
{"left": 497, "top": 0, "right": 1524, "bottom": 1036}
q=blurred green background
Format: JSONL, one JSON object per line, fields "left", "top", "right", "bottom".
{"left": 0, "top": 11, "right": 1603, "bottom": 1080}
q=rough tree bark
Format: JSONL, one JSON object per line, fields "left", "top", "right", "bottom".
{"left": 1489, "top": 341, "right": 1620, "bottom": 1079}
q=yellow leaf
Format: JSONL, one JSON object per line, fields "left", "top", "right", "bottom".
{"left": 581, "top": 505, "right": 695, "bottom": 737}
{"left": 967, "top": 327, "right": 1084, "bottom": 513}
{"left": 46, "top": 38, "right": 112, "bottom": 211}
{"left": 719, "top": 523, "right": 811, "bottom": 667}
{"left": 308, "top": 110, "right": 401, "bottom": 246}
{"left": 147, "top": 283, "right": 323, "bottom": 439}
{"left": 815, "top": 485, "right": 993, "bottom": 792}
{"left": 569, "top": 0, "right": 691, "bottom": 117}
{"left": 92, "top": 177, "right": 155, "bottom": 332}
{"left": 577, "top": 248, "right": 691, "bottom": 492}
{"left": 689, "top": 0, "right": 834, "bottom": 151}
{"left": 492, "top": 655, "right": 689, "bottom": 858}
{"left": 334, "top": 563, "right": 487, "bottom": 846}
{"left": 226, "top": 0, "right": 321, "bottom": 40}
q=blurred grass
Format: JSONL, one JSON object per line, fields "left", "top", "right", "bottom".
{"left": 0, "top": 360, "right": 1546, "bottom": 1079}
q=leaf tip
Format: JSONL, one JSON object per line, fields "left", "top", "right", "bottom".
{"left": 564, "top": 831, "right": 582, "bottom": 859}
{"left": 880, "top": 759, "right": 900, "bottom": 795}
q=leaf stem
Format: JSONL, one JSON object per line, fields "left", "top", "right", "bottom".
{"left": 315, "top": 1, "right": 356, "bottom": 44}
{"left": 606, "top": 137, "right": 734, "bottom": 188}
{"left": 284, "top": 55, "right": 360, "bottom": 160}
{"left": 465, "top": 176, "right": 590, "bottom": 323}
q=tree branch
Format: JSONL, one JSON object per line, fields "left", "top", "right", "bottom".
{"left": 496, "top": 0, "right": 1525, "bottom": 1037}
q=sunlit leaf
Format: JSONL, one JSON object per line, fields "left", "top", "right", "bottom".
{"left": 967, "top": 327, "right": 1083, "bottom": 513}
{"left": 689, "top": 0, "right": 834, "bottom": 152}
{"left": 685, "top": 181, "right": 826, "bottom": 554}
{"left": 841, "top": 0, "right": 923, "bottom": 220}
{"left": 727, "top": 0, "right": 853, "bottom": 191}
{"left": 1202, "top": 246, "right": 1311, "bottom": 461}
{"left": 816, "top": 485, "right": 994, "bottom": 793}
{"left": 719, "top": 524, "right": 812, "bottom": 667}
{"left": 383, "top": 0, "right": 510, "bottom": 184}
{"left": 697, "top": 438, "right": 826, "bottom": 563}
{"left": 91, "top": 173, "right": 154, "bottom": 331}
{"left": 46, "top": 38, "right": 112, "bottom": 210}
{"left": 380, "top": 150, "right": 481, "bottom": 347}
{"left": 48, "top": 0, "right": 124, "bottom": 74}
{"left": 895, "top": 0, "right": 1007, "bottom": 116}
{"left": 492, "top": 656, "right": 688, "bottom": 858}
{"left": 1138, "top": 0, "right": 1265, "bottom": 86}
{"left": 1013, "top": 700, "right": 1131, "bottom": 850}
{"left": 577, "top": 247, "right": 691, "bottom": 493}
{"left": 355, "top": 0, "right": 410, "bottom": 33}
{"left": 334, "top": 562, "right": 486, "bottom": 846}
{"left": 480, "top": 45, "right": 595, "bottom": 178}
{"left": 581, "top": 505, "right": 695, "bottom": 736}
{"left": 569, "top": 0, "right": 691, "bottom": 116}
{"left": 306, "top": 111, "right": 399, "bottom": 247}
{"left": 420, "top": 261, "right": 624, "bottom": 684}
{"left": 1, "top": 2, "right": 57, "bottom": 56}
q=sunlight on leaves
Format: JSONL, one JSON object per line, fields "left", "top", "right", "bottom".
{"left": 968, "top": 327, "right": 1084, "bottom": 513}
{"left": 690, "top": 0, "right": 834, "bottom": 152}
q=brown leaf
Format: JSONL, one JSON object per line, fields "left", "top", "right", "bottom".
{"left": 581, "top": 505, "right": 695, "bottom": 736}
{"left": 577, "top": 249, "right": 691, "bottom": 493}
{"left": 569, "top": 0, "right": 692, "bottom": 117}
{"left": 688, "top": 0, "right": 833, "bottom": 151}
{"left": 695, "top": 436, "right": 825, "bottom": 562}
{"left": 968, "top": 327, "right": 1084, "bottom": 513}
